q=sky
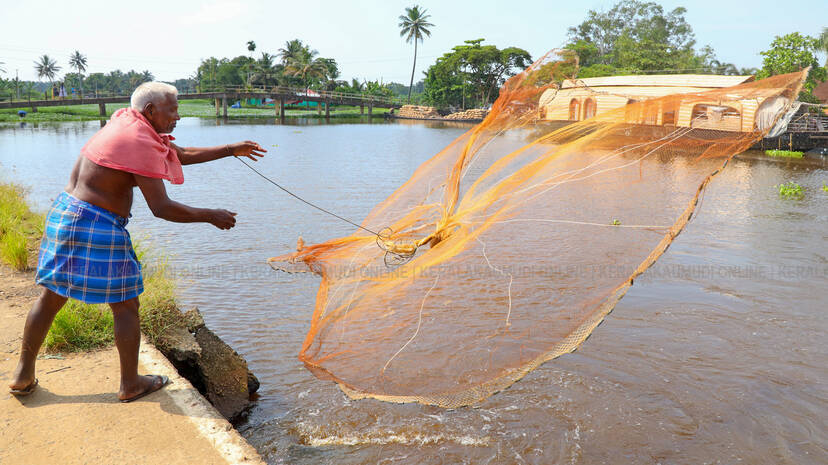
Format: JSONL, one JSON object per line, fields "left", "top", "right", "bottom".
{"left": 0, "top": 0, "right": 825, "bottom": 83}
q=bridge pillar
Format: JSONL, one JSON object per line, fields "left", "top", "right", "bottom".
{"left": 31, "top": 104, "right": 37, "bottom": 113}
{"left": 214, "top": 98, "right": 220, "bottom": 117}
{"left": 317, "top": 101, "right": 322, "bottom": 116}
{"left": 360, "top": 103, "right": 364, "bottom": 115}
{"left": 325, "top": 101, "right": 330, "bottom": 118}
{"left": 222, "top": 97, "right": 228, "bottom": 117}
{"left": 280, "top": 98, "right": 285, "bottom": 122}
{"left": 98, "top": 103, "right": 106, "bottom": 117}
{"left": 368, "top": 102, "right": 373, "bottom": 116}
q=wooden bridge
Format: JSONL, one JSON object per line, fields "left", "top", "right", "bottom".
{"left": 0, "top": 85, "right": 403, "bottom": 119}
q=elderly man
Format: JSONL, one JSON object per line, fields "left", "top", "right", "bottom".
{"left": 8, "top": 82, "right": 266, "bottom": 402}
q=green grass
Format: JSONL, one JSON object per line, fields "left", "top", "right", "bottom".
{"left": 45, "top": 300, "right": 115, "bottom": 352}
{"left": 765, "top": 150, "right": 804, "bottom": 158}
{"left": 0, "top": 231, "right": 28, "bottom": 271}
{"left": 0, "top": 183, "right": 44, "bottom": 271}
{"left": 1, "top": 100, "right": 391, "bottom": 122}
{"left": 776, "top": 181, "right": 805, "bottom": 199}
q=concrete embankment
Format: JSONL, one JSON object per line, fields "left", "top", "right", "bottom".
{"left": 0, "top": 265, "right": 265, "bottom": 465}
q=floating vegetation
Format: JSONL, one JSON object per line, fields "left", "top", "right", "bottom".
{"left": 777, "top": 181, "right": 804, "bottom": 199}
{"left": 611, "top": 219, "right": 621, "bottom": 226}
{"left": 765, "top": 150, "right": 804, "bottom": 158}
{"left": 823, "top": 183, "right": 828, "bottom": 193}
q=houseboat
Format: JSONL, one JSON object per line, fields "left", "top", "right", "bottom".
{"left": 537, "top": 74, "right": 828, "bottom": 151}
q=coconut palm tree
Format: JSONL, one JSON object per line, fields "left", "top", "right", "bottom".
{"left": 247, "top": 40, "right": 256, "bottom": 55}
{"left": 34, "top": 55, "right": 61, "bottom": 98}
{"left": 399, "top": 5, "right": 433, "bottom": 103}
{"left": 68, "top": 50, "right": 87, "bottom": 98}
{"left": 278, "top": 39, "right": 308, "bottom": 65}
{"left": 284, "top": 49, "right": 328, "bottom": 90}
{"left": 252, "top": 52, "right": 279, "bottom": 87}
{"left": 819, "top": 27, "right": 828, "bottom": 67}
{"left": 0, "top": 61, "right": 5, "bottom": 74}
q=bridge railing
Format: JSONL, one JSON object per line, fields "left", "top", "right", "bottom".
{"left": 0, "top": 85, "right": 407, "bottom": 107}
{"left": 197, "top": 85, "right": 403, "bottom": 105}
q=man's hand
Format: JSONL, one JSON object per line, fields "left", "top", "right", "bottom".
{"left": 227, "top": 141, "right": 267, "bottom": 161}
{"left": 209, "top": 209, "right": 237, "bottom": 230}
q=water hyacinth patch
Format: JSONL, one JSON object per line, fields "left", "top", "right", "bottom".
{"left": 776, "top": 181, "right": 804, "bottom": 199}
{"left": 765, "top": 150, "right": 804, "bottom": 158}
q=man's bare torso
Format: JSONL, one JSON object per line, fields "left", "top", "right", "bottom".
{"left": 66, "top": 155, "right": 135, "bottom": 218}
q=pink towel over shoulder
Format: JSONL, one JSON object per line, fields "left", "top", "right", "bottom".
{"left": 81, "top": 108, "right": 184, "bottom": 184}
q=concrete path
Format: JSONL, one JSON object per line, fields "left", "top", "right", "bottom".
{"left": 0, "top": 266, "right": 265, "bottom": 465}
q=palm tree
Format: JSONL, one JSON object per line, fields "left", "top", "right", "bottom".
{"left": 819, "top": 27, "right": 828, "bottom": 67}
{"left": 284, "top": 50, "right": 328, "bottom": 90}
{"left": 398, "top": 5, "right": 433, "bottom": 103}
{"left": 245, "top": 41, "right": 257, "bottom": 87}
{"left": 0, "top": 61, "right": 5, "bottom": 74}
{"left": 252, "top": 52, "right": 278, "bottom": 87}
{"left": 34, "top": 55, "right": 61, "bottom": 98}
{"left": 278, "top": 39, "right": 308, "bottom": 65}
{"left": 68, "top": 50, "right": 87, "bottom": 98}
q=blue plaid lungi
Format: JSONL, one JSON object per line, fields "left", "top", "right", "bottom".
{"left": 35, "top": 192, "right": 143, "bottom": 304}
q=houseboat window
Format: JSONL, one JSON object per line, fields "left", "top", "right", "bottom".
{"left": 569, "top": 99, "right": 580, "bottom": 121}
{"left": 583, "top": 98, "right": 596, "bottom": 119}
{"left": 691, "top": 104, "right": 742, "bottom": 131}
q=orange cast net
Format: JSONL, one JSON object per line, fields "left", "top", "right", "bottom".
{"left": 269, "top": 50, "right": 806, "bottom": 408}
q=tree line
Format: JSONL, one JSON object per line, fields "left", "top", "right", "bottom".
{"left": 0, "top": 1, "right": 825, "bottom": 105}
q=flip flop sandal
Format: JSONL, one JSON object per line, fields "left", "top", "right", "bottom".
{"left": 9, "top": 378, "right": 38, "bottom": 397}
{"left": 120, "top": 375, "right": 170, "bottom": 403}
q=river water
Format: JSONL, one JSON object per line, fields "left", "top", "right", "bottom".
{"left": 0, "top": 118, "right": 825, "bottom": 464}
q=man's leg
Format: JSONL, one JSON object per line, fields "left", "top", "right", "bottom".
{"left": 9, "top": 288, "right": 68, "bottom": 390}
{"left": 110, "top": 297, "right": 164, "bottom": 400}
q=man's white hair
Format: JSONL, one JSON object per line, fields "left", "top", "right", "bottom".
{"left": 130, "top": 82, "right": 178, "bottom": 110}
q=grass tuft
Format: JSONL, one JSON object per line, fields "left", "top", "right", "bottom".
{"left": 0, "top": 230, "right": 28, "bottom": 271}
{"left": 45, "top": 300, "right": 114, "bottom": 352}
{"left": 134, "top": 242, "right": 189, "bottom": 348}
{"left": 0, "top": 183, "right": 44, "bottom": 270}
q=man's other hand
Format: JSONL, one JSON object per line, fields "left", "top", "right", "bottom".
{"left": 229, "top": 141, "right": 267, "bottom": 161}
{"left": 210, "top": 209, "right": 237, "bottom": 230}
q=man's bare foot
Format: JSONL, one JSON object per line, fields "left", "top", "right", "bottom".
{"left": 9, "top": 363, "right": 36, "bottom": 392}
{"left": 118, "top": 374, "right": 169, "bottom": 403}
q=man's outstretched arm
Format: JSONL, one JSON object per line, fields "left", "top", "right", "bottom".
{"left": 172, "top": 140, "right": 266, "bottom": 166}
{"left": 134, "top": 174, "right": 237, "bottom": 229}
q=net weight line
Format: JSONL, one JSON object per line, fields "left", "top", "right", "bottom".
{"left": 235, "top": 156, "right": 419, "bottom": 266}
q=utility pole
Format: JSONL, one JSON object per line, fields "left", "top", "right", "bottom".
{"left": 15, "top": 69, "right": 20, "bottom": 100}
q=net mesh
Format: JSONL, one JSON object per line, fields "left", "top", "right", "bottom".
{"left": 269, "top": 50, "right": 806, "bottom": 408}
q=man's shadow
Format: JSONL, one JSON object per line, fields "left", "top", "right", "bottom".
{"left": 7, "top": 383, "right": 218, "bottom": 419}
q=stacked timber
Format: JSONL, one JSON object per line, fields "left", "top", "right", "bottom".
{"left": 445, "top": 109, "right": 489, "bottom": 120}
{"left": 397, "top": 105, "right": 442, "bottom": 119}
